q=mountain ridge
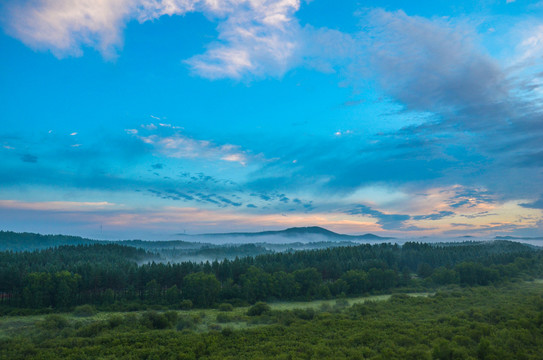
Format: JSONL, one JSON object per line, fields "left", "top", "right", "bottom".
{"left": 180, "top": 226, "right": 395, "bottom": 240}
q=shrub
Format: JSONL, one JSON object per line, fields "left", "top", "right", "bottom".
{"left": 218, "top": 303, "right": 234, "bottom": 312}
{"left": 221, "top": 327, "right": 234, "bottom": 336}
{"left": 76, "top": 321, "right": 108, "bottom": 337}
{"left": 293, "top": 308, "right": 315, "bottom": 320}
{"left": 247, "top": 302, "right": 271, "bottom": 316}
{"left": 108, "top": 315, "right": 124, "bottom": 328}
{"left": 140, "top": 311, "right": 171, "bottom": 329}
{"left": 216, "top": 313, "right": 232, "bottom": 323}
{"left": 176, "top": 316, "right": 195, "bottom": 331}
{"left": 39, "top": 314, "right": 68, "bottom": 330}
{"left": 164, "top": 311, "right": 179, "bottom": 325}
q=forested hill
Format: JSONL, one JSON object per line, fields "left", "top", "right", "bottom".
{"left": 0, "top": 228, "right": 392, "bottom": 253}
{"left": 0, "top": 231, "right": 100, "bottom": 251}
{"left": 0, "top": 231, "right": 270, "bottom": 261}
{"left": 1, "top": 239, "right": 541, "bottom": 311}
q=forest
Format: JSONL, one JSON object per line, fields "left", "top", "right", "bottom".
{"left": 1, "top": 231, "right": 543, "bottom": 359}
{"left": 1, "top": 235, "right": 542, "bottom": 311}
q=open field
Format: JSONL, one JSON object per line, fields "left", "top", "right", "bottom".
{"left": 0, "top": 291, "right": 433, "bottom": 338}
{"left": 2, "top": 280, "right": 543, "bottom": 359}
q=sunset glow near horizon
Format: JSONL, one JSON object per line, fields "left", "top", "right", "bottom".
{"left": 1, "top": 0, "right": 543, "bottom": 240}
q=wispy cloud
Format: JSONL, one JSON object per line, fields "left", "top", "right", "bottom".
{"left": 132, "top": 125, "right": 252, "bottom": 165}
{"left": 0, "top": 200, "right": 115, "bottom": 211}
{"left": 345, "top": 204, "right": 410, "bottom": 230}
{"left": 360, "top": 9, "right": 509, "bottom": 123}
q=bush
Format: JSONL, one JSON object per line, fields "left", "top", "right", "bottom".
{"left": 216, "top": 313, "right": 232, "bottom": 323}
{"left": 140, "top": 311, "right": 172, "bottom": 329}
{"left": 76, "top": 321, "right": 108, "bottom": 337}
{"left": 164, "top": 311, "right": 179, "bottom": 325}
{"left": 176, "top": 316, "right": 195, "bottom": 331}
{"left": 293, "top": 308, "right": 315, "bottom": 320}
{"left": 108, "top": 315, "right": 124, "bottom": 328}
{"left": 247, "top": 302, "right": 271, "bottom": 316}
{"left": 221, "top": 327, "right": 234, "bottom": 336}
{"left": 38, "top": 314, "right": 68, "bottom": 330}
{"left": 73, "top": 304, "right": 97, "bottom": 317}
{"left": 218, "top": 303, "right": 234, "bottom": 312}
{"left": 274, "top": 311, "right": 296, "bottom": 326}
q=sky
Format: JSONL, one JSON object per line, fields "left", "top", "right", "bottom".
{"left": 1, "top": 0, "right": 543, "bottom": 240}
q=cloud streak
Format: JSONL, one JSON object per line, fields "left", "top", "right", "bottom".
{"left": 130, "top": 124, "right": 253, "bottom": 165}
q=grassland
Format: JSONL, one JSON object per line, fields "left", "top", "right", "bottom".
{"left": 0, "top": 291, "right": 432, "bottom": 338}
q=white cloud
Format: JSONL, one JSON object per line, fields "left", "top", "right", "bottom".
{"left": 185, "top": 0, "right": 302, "bottom": 79}
{"left": 221, "top": 153, "right": 247, "bottom": 165}
{"left": 142, "top": 123, "right": 157, "bottom": 130}
{"left": 4, "top": 0, "right": 134, "bottom": 58}
{"left": 134, "top": 127, "right": 251, "bottom": 165}
{"left": 4, "top": 0, "right": 302, "bottom": 78}
{"left": 514, "top": 24, "right": 543, "bottom": 67}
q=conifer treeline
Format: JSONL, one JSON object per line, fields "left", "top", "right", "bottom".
{"left": 0, "top": 241, "right": 541, "bottom": 309}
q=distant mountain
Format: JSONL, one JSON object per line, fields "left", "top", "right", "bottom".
{"left": 0, "top": 231, "right": 99, "bottom": 251}
{"left": 0, "top": 227, "right": 394, "bottom": 253}
{"left": 495, "top": 235, "right": 543, "bottom": 241}
{"left": 0, "top": 231, "right": 204, "bottom": 252}
{"left": 183, "top": 226, "right": 395, "bottom": 241}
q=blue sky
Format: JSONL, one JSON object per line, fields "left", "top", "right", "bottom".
{"left": 1, "top": 0, "right": 543, "bottom": 239}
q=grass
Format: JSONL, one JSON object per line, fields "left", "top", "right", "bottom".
{"left": 2, "top": 280, "right": 541, "bottom": 338}
{"left": 0, "top": 291, "right": 434, "bottom": 338}
{"left": 268, "top": 292, "right": 432, "bottom": 311}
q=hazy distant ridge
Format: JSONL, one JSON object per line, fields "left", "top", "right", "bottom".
{"left": 181, "top": 226, "right": 394, "bottom": 241}
{"left": 0, "top": 227, "right": 394, "bottom": 252}
{"left": 495, "top": 235, "right": 543, "bottom": 241}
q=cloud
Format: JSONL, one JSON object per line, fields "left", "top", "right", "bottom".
{"left": 2, "top": 0, "right": 134, "bottom": 58}
{"left": 412, "top": 211, "right": 454, "bottom": 221}
{"left": 447, "top": 187, "right": 495, "bottom": 208}
{"left": 134, "top": 126, "right": 251, "bottom": 165}
{"left": 346, "top": 204, "right": 410, "bottom": 230}
{"left": 3, "top": 0, "right": 303, "bottom": 78}
{"left": 0, "top": 200, "right": 114, "bottom": 211}
{"left": 519, "top": 197, "right": 543, "bottom": 210}
{"left": 361, "top": 9, "right": 509, "bottom": 123}
{"left": 186, "top": 0, "right": 303, "bottom": 79}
